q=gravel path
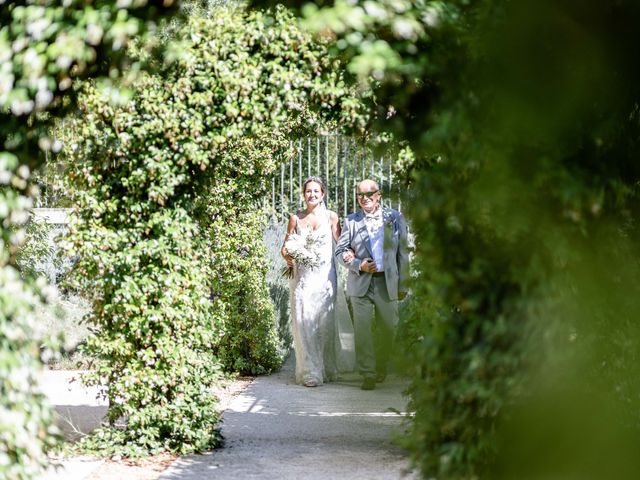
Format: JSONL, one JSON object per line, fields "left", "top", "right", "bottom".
{"left": 41, "top": 351, "right": 415, "bottom": 479}
{"left": 39, "top": 372, "right": 254, "bottom": 480}
{"left": 159, "top": 357, "right": 416, "bottom": 480}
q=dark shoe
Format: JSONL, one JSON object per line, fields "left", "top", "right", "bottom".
{"left": 375, "top": 371, "right": 387, "bottom": 383}
{"left": 361, "top": 377, "right": 376, "bottom": 391}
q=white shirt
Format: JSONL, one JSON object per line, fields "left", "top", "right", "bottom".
{"left": 363, "top": 208, "right": 384, "bottom": 272}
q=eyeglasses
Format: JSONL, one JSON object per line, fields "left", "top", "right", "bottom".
{"left": 356, "top": 190, "right": 379, "bottom": 199}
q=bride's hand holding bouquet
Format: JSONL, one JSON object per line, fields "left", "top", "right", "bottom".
{"left": 281, "top": 230, "right": 322, "bottom": 279}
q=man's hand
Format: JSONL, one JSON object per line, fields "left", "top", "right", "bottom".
{"left": 342, "top": 249, "right": 355, "bottom": 262}
{"left": 360, "top": 258, "right": 377, "bottom": 273}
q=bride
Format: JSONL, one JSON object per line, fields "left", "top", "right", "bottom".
{"left": 280, "top": 176, "right": 346, "bottom": 387}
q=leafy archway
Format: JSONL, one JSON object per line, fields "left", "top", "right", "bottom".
{"left": 63, "top": 5, "right": 362, "bottom": 455}
{"left": 1, "top": 1, "right": 182, "bottom": 476}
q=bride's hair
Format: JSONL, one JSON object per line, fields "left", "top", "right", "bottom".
{"left": 301, "top": 176, "right": 326, "bottom": 195}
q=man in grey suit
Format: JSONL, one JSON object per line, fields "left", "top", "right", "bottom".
{"left": 335, "top": 179, "right": 409, "bottom": 390}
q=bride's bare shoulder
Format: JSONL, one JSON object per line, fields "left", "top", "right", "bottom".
{"left": 286, "top": 213, "right": 300, "bottom": 232}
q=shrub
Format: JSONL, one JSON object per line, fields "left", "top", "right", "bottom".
{"left": 0, "top": 269, "right": 61, "bottom": 479}
{"left": 1, "top": 1, "right": 181, "bottom": 476}
{"left": 63, "top": 4, "right": 360, "bottom": 455}
{"left": 257, "top": 0, "right": 640, "bottom": 477}
{"left": 72, "top": 209, "right": 225, "bottom": 455}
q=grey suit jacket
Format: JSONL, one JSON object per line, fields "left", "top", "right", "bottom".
{"left": 335, "top": 208, "right": 409, "bottom": 300}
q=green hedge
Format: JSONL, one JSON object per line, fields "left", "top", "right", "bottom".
{"left": 0, "top": 268, "right": 61, "bottom": 479}
{"left": 396, "top": 1, "right": 640, "bottom": 476}
{"left": 252, "top": 0, "right": 640, "bottom": 477}
{"left": 64, "top": 4, "right": 360, "bottom": 456}
{"left": 1, "top": 1, "right": 181, "bottom": 477}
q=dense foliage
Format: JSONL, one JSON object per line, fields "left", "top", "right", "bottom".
{"left": 253, "top": 0, "right": 640, "bottom": 478}
{"left": 1, "top": 1, "right": 180, "bottom": 477}
{"left": 63, "top": 5, "right": 360, "bottom": 456}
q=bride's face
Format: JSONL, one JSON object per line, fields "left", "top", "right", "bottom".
{"left": 304, "top": 181, "right": 324, "bottom": 207}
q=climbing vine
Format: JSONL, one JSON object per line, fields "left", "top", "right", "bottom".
{"left": 63, "top": 4, "right": 362, "bottom": 456}
{"left": 1, "top": 1, "right": 180, "bottom": 476}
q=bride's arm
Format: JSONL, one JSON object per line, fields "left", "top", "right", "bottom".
{"left": 281, "top": 214, "right": 297, "bottom": 267}
{"left": 332, "top": 211, "right": 355, "bottom": 262}
{"left": 330, "top": 211, "right": 341, "bottom": 242}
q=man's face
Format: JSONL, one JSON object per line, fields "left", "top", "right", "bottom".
{"left": 357, "top": 182, "right": 381, "bottom": 213}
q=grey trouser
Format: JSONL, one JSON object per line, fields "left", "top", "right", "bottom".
{"left": 349, "top": 275, "right": 399, "bottom": 378}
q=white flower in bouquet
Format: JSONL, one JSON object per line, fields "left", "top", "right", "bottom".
{"left": 282, "top": 230, "right": 323, "bottom": 278}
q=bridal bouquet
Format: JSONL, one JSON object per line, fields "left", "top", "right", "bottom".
{"left": 282, "top": 230, "right": 323, "bottom": 279}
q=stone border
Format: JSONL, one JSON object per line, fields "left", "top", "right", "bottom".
{"left": 32, "top": 208, "right": 73, "bottom": 225}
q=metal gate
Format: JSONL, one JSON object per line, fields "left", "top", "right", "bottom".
{"left": 269, "top": 134, "right": 400, "bottom": 219}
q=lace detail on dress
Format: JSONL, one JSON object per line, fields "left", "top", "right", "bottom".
{"left": 289, "top": 212, "right": 338, "bottom": 385}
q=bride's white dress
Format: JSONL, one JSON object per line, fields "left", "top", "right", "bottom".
{"left": 289, "top": 212, "right": 338, "bottom": 386}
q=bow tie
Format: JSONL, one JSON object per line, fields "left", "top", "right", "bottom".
{"left": 365, "top": 212, "right": 381, "bottom": 221}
